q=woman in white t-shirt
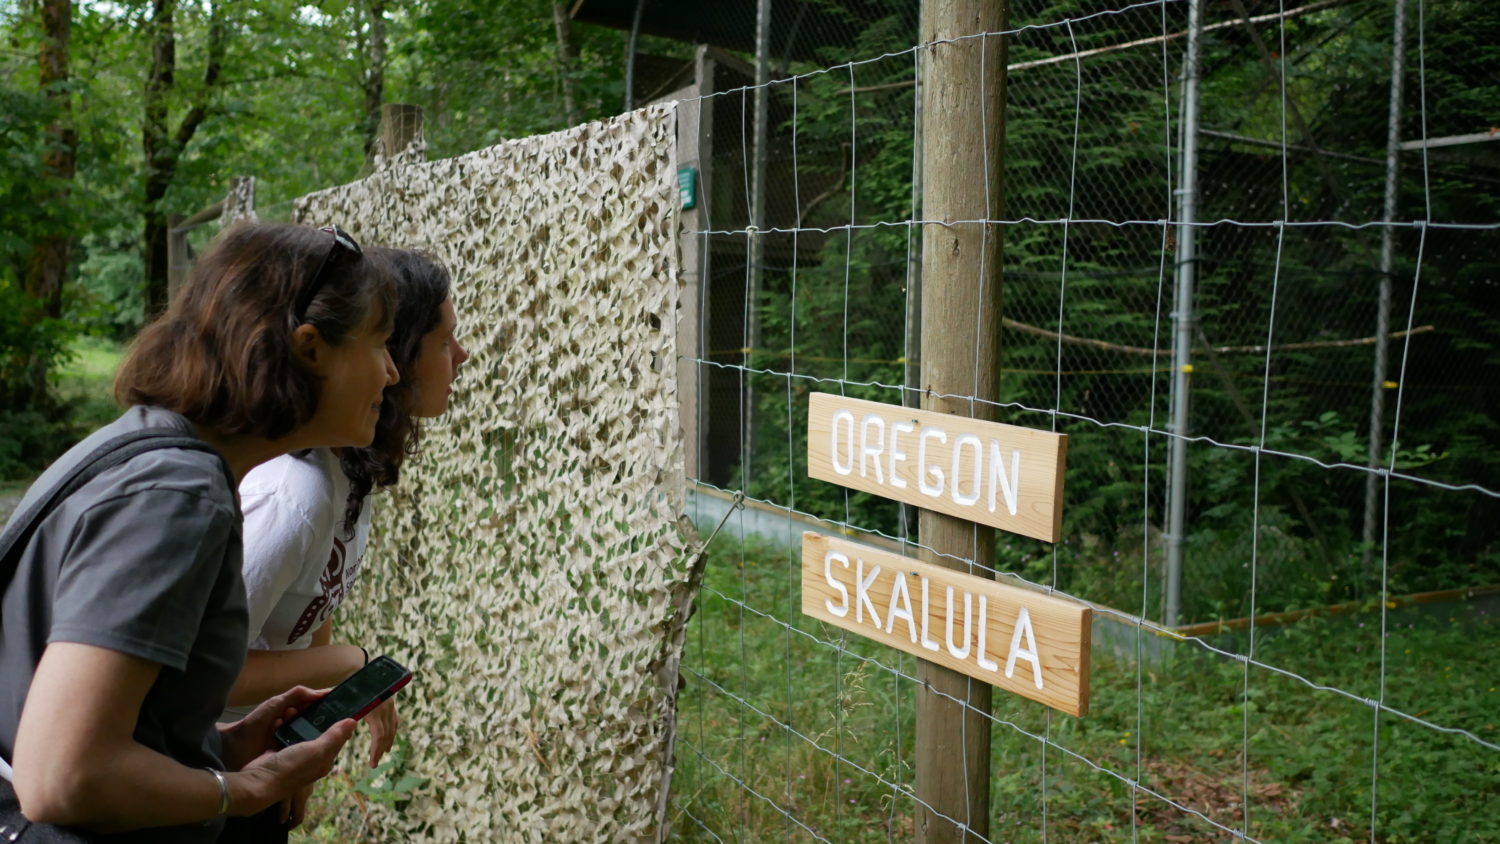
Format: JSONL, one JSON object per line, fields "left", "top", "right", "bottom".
{"left": 222, "top": 248, "right": 468, "bottom": 834}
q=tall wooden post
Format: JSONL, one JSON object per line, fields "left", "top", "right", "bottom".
{"left": 377, "top": 103, "right": 424, "bottom": 161}
{"left": 915, "top": 2, "right": 1007, "bottom": 842}
{"left": 672, "top": 45, "right": 715, "bottom": 484}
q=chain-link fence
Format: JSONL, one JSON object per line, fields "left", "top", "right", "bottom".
{"left": 667, "top": 0, "right": 1500, "bottom": 839}
{"left": 687, "top": 0, "right": 1499, "bottom": 623}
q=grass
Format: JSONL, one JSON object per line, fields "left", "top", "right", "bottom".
{"left": 52, "top": 334, "right": 125, "bottom": 431}
{"left": 669, "top": 535, "right": 1500, "bottom": 842}
{"left": 0, "top": 335, "right": 124, "bottom": 482}
{"left": 279, "top": 530, "right": 1498, "bottom": 842}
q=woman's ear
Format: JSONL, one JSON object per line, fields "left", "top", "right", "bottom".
{"left": 291, "top": 323, "right": 325, "bottom": 372}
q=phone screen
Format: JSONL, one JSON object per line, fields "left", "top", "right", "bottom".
{"left": 279, "top": 657, "right": 410, "bottom": 745}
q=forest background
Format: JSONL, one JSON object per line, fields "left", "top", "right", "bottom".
{"left": 2, "top": 0, "right": 1498, "bottom": 627}
{"left": 0, "top": 0, "right": 679, "bottom": 480}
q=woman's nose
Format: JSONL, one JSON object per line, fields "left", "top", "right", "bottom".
{"left": 384, "top": 348, "right": 400, "bottom": 385}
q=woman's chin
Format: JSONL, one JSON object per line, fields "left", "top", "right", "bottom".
{"left": 339, "top": 424, "right": 379, "bottom": 450}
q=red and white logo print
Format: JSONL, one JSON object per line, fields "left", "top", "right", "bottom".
{"left": 287, "top": 538, "right": 348, "bottom": 644}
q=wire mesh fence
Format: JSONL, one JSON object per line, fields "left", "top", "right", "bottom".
{"left": 670, "top": 0, "right": 1500, "bottom": 840}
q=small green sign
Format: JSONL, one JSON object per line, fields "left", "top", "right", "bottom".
{"left": 678, "top": 167, "right": 697, "bottom": 210}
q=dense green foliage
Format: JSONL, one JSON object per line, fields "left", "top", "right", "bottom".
{"left": 14, "top": 1, "right": 1488, "bottom": 610}
{"left": 0, "top": 0, "right": 658, "bottom": 477}
{"left": 727, "top": 0, "right": 1500, "bottom": 625}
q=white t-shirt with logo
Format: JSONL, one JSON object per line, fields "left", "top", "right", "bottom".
{"left": 221, "top": 448, "right": 370, "bottom": 722}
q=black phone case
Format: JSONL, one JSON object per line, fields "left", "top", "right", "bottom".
{"left": 274, "top": 655, "right": 412, "bottom": 747}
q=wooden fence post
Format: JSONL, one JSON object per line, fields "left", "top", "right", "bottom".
{"left": 915, "top": 1, "right": 1008, "bottom": 842}
{"left": 671, "top": 45, "right": 715, "bottom": 484}
{"left": 378, "top": 103, "right": 424, "bottom": 161}
{"left": 166, "top": 175, "right": 256, "bottom": 305}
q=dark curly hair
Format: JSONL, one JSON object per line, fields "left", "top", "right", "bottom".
{"left": 115, "top": 221, "right": 395, "bottom": 440}
{"left": 338, "top": 248, "right": 452, "bottom": 534}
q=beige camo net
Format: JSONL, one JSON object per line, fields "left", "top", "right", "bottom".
{"left": 288, "top": 104, "right": 691, "bottom": 842}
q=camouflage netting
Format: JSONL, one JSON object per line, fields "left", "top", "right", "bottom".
{"left": 290, "top": 104, "right": 690, "bottom": 841}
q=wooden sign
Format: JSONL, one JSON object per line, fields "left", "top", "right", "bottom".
{"left": 807, "top": 392, "right": 1068, "bottom": 542}
{"left": 802, "top": 533, "right": 1091, "bottom": 716}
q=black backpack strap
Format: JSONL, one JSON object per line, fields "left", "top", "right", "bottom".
{"left": 0, "top": 428, "right": 227, "bottom": 591}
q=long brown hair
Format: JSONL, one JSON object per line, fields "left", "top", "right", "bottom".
{"left": 114, "top": 222, "right": 396, "bottom": 440}
{"left": 339, "top": 248, "right": 452, "bottom": 533}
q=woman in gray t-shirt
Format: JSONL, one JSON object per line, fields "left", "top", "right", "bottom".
{"left": 0, "top": 222, "right": 400, "bottom": 842}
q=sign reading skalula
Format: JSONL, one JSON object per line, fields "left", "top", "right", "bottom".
{"left": 803, "top": 392, "right": 1089, "bottom": 716}
{"left": 802, "top": 534, "right": 1091, "bottom": 715}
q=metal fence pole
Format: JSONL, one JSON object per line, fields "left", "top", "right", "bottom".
{"left": 624, "top": 0, "right": 645, "bottom": 110}
{"left": 1164, "top": 0, "right": 1205, "bottom": 629}
{"left": 1362, "top": 0, "right": 1409, "bottom": 578}
{"left": 903, "top": 20, "right": 924, "bottom": 535}
{"left": 747, "top": 0, "right": 771, "bottom": 480}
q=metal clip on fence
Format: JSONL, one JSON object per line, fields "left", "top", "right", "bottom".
{"left": 699, "top": 490, "right": 747, "bottom": 553}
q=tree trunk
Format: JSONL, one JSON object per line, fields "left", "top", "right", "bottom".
{"left": 142, "top": 0, "right": 225, "bottom": 316}
{"left": 18, "top": 0, "right": 76, "bottom": 404}
{"left": 551, "top": 3, "right": 579, "bottom": 125}
{"left": 362, "top": 0, "right": 387, "bottom": 159}
{"left": 142, "top": 0, "right": 175, "bottom": 316}
{"left": 24, "top": 0, "right": 74, "bottom": 319}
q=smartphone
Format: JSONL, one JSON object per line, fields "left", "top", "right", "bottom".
{"left": 275, "top": 655, "right": 412, "bottom": 747}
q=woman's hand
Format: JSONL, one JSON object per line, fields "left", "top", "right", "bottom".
{"left": 228, "top": 716, "right": 356, "bottom": 816}
{"left": 217, "top": 684, "right": 357, "bottom": 817}
{"left": 12, "top": 645, "right": 354, "bottom": 831}
{"left": 218, "top": 685, "right": 327, "bottom": 772}
{"left": 364, "top": 697, "right": 399, "bottom": 767}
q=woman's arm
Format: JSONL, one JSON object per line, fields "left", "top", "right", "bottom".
{"left": 300, "top": 616, "right": 398, "bottom": 767}
{"left": 226, "top": 643, "right": 364, "bottom": 707}
{"left": 311, "top": 617, "right": 333, "bottom": 648}
{"left": 13, "top": 642, "right": 353, "bottom": 831}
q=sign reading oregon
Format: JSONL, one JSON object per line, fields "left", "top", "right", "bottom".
{"left": 807, "top": 392, "right": 1068, "bottom": 542}
{"left": 802, "top": 534, "right": 1091, "bottom": 715}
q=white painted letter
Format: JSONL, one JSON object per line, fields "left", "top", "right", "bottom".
{"left": 1004, "top": 606, "right": 1044, "bottom": 690}
{"left": 951, "top": 434, "right": 982, "bottom": 506}
{"left": 823, "top": 550, "right": 850, "bottom": 618}
{"left": 831, "top": 409, "right": 855, "bottom": 475}
{"left": 975, "top": 595, "right": 999, "bottom": 671}
{"left": 884, "top": 571, "right": 917, "bottom": 643}
{"left": 987, "top": 441, "right": 1022, "bottom": 516}
{"left": 944, "top": 586, "right": 972, "bottom": 660}
{"left": 854, "top": 557, "right": 882, "bottom": 629}
{"left": 918, "top": 428, "right": 947, "bottom": 497}
{"left": 859, "top": 415, "right": 886, "bottom": 483}
{"left": 918, "top": 576, "right": 941, "bottom": 652}
{"left": 887, "top": 421, "right": 914, "bottom": 489}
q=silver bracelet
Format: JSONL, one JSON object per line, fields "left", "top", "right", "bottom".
{"left": 205, "top": 767, "right": 230, "bottom": 816}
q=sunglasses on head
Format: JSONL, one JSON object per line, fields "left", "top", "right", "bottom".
{"left": 293, "top": 225, "right": 362, "bottom": 323}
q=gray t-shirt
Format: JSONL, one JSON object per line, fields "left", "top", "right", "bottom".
{"left": 0, "top": 407, "right": 247, "bottom": 843}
